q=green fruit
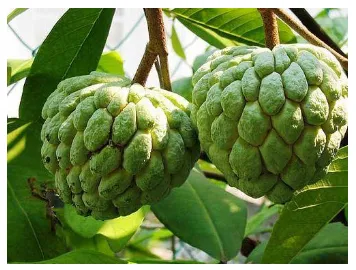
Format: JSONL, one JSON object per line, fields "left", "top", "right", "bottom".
{"left": 191, "top": 44, "right": 347, "bottom": 204}
{"left": 41, "top": 72, "right": 200, "bottom": 220}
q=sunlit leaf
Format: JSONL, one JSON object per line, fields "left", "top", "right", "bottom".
{"left": 7, "top": 8, "right": 28, "bottom": 23}
{"left": 262, "top": 147, "right": 348, "bottom": 263}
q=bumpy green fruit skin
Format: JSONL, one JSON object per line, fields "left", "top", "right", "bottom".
{"left": 41, "top": 72, "right": 200, "bottom": 220}
{"left": 191, "top": 44, "right": 347, "bottom": 203}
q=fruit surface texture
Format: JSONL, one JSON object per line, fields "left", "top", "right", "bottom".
{"left": 191, "top": 44, "right": 348, "bottom": 203}
{"left": 41, "top": 72, "right": 200, "bottom": 219}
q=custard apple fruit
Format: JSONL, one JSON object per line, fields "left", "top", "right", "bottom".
{"left": 191, "top": 44, "right": 348, "bottom": 203}
{"left": 41, "top": 71, "right": 200, "bottom": 220}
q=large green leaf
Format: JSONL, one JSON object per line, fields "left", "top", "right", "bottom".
{"left": 152, "top": 168, "right": 247, "bottom": 262}
{"left": 262, "top": 147, "right": 348, "bottom": 263}
{"left": 97, "top": 51, "right": 125, "bottom": 75}
{"left": 63, "top": 205, "right": 146, "bottom": 252}
{"left": 7, "top": 52, "right": 124, "bottom": 87}
{"left": 7, "top": 120, "right": 67, "bottom": 262}
{"left": 32, "top": 250, "right": 127, "bottom": 264}
{"left": 171, "top": 24, "right": 186, "bottom": 59}
{"left": 19, "top": 8, "right": 115, "bottom": 121}
{"left": 177, "top": 16, "right": 239, "bottom": 49}
{"left": 55, "top": 208, "right": 114, "bottom": 255}
{"left": 8, "top": 8, "right": 115, "bottom": 263}
{"left": 247, "top": 223, "right": 348, "bottom": 264}
{"left": 169, "top": 8, "right": 296, "bottom": 48}
{"left": 7, "top": 59, "right": 34, "bottom": 86}
{"left": 7, "top": 8, "right": 28, "bottom": 23}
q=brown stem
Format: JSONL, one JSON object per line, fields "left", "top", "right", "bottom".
{"left": 133, "top": 44, "right": 157, "bottom": 86}
{"left": 271, "top": 8, "right": 348, "bottom": 70}
{"left": 154, "top": 57, "right": 163, "bottom": 88}
{"left": 132, "top": 8, "right": 172, "bottom": 90}
{"left": 258, "top": 8, "right": 280, "bottom": 49}
{"left": 159, "top": 53, "right": 172, "bottom": 91}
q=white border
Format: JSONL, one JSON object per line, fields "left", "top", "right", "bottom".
{"left": 2, "top": 1, "right": 353, "bottom": 269}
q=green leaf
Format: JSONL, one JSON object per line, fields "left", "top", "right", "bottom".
{"left": 63, "top": 204, "right": 146, "bottom": 252}
{"left": 169, "top": 8, "right": 296, "bottom": 48}
{"left": 7, "top": 119, "right": 67, "bottom": 262}
{"left": 171, "top": 24, "right": 186, "bottom": 59}
{"left": 152, "top": 168, "right": 247, "bottom": 262}
{"left": 19, "top": 8, "right": 115, "bottom": 122}
{"left": 192, "top": 50, "right": 215, "bottom": 72}
{"left": 247, "top": 223, "right": 348, "bottom": 264}
{"left": 7, "top": 59, "right": 34, "bottom": 86}
{"left": 262, "top": 147, "right": 348, "bottom": 263}
{"left": 31, "top": 250, "right": 127, "bottom": 264}
{"left": 344, "top": 204, "right": 348, "bottom": 222}
{"left": 129, "top": 258, "right": 204, "bottom": 264}
{"left": 315, "top": 9, "right": 348, "bottom": 46}
{"left": 7, "top": 8, "right": 28, "bottom": 23}
{"left": 7, "top": 52, "right": 123, "bottom": 87}
{"left": 290, "top": 222, "right": 348, "bottom": 264}
{"left": 97, "top": 51, "right": 125, "bottom": 75}
{"left": 245, "top": 204, "right": 283, "bottom": 236}
{"left": 245, "top": 241, "right": 267, "bottom": 263}
{"left": 124, "top": 244, "right": 161, "bottom": 260}
{"left": 172, "top": 77, "right": 193, "bottom": 102}
{"left": 55, "top": 208, "right": 114, "bottom": 255}
{"left": 177, "top": 16, "right": 239, "bottom": 49}
{"left": 129, "top": 228, "right": 173, "bottom": 245}
{"left": 7, "top": 66, "right": 11, "bottom": 85}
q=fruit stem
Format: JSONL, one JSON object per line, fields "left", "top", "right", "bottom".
{"left": 154, "top": 57, "right": 164, "bottom": 87}
{"left": 133, "top": 8, "right": 172, "bottom": 90}
{"left": 271, "top": 8, "right": 348, "bottom": 71}
{"left": 258, "top": 8, "right": 280, "bottom": 49}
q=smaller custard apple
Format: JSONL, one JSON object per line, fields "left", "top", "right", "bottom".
{"left": 41, "top": 72, "right": 200, "bottom": 220}
{"left": 191, "top": 44, "right": 347, "bottom": 203}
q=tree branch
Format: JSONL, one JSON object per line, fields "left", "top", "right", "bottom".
{"left": 271, "top": 8, "right": 348, "bottom": 70}
{"left": 133, "top": 44, "right": 157, "bottom": 86}
{"left": 258, "top": 8, "right": 280, "bottom": 49}
{"left": 154, "top": 57, "right": 163, "bottom": 88}
{"left": 132, "top": 8, "right": 172, "bottom": 90}
{"left": 290, "top": 8, "right": 347, "bottom": 57}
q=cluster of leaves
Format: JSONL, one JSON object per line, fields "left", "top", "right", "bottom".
{"left": 7, "top": 8, "right": 347, "bottom": 264}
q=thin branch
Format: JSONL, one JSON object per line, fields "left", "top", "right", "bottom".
{"left": 290, "top": 9, "right": 346, "bottom": 57}
{"left": 258, "top": 8, "right": 280, "bottom": 49}
{"left": 271, "top": 8, "right": 348, "bottom": 70}
{"left": 159, "top": 54, "right": 172, "bottom": 91}
{"left": 154, "top": 57, "right": 164, "bottom": 88}
{"left": 132, "top": 8, "right": 172, "bottom": 90}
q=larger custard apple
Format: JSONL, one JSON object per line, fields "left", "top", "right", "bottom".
{"left": 191, "top": 44, "right": 347, "bottom": 203}
{"left": 41, "top": 72, "right": 200, "bottom": 220}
